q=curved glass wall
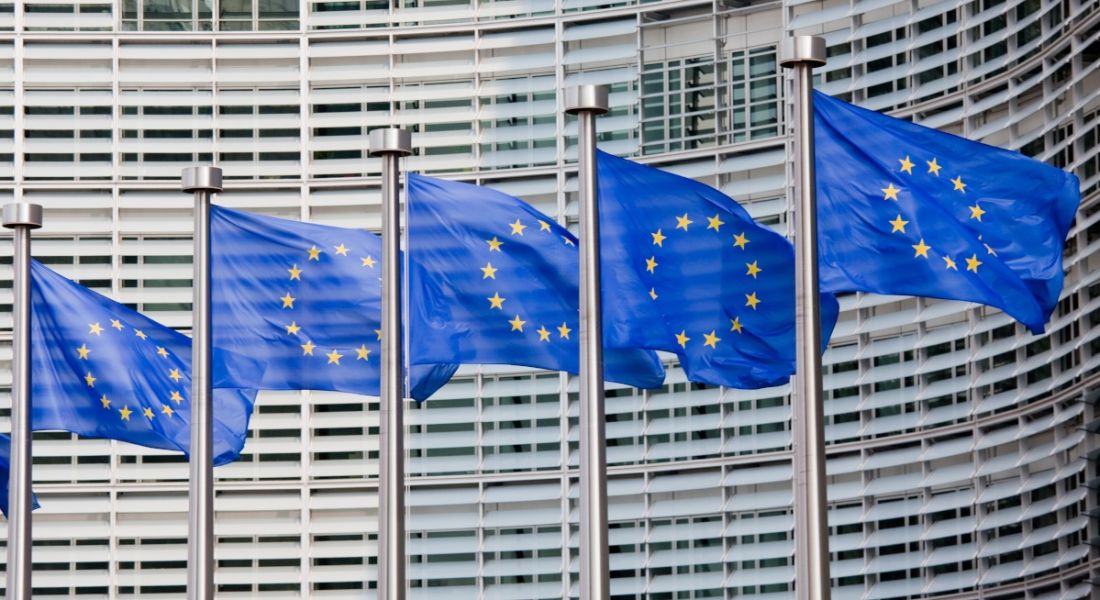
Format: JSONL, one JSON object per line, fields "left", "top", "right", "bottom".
{"left": 0, "top": 0, "right": 1097, "bottom": 598}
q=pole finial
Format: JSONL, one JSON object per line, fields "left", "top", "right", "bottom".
{"left": 565, "top": 85, "right": 609, "bottom": 116}
{"left": 369, "top": 128, "right": 412, "bottom": 157}
{"left": 779, "top": 35, "right": 827, "bottom": 69}
{"left": 2, "top": 203, "right": 43, "bottom": 230}
{"left": 181, "top": 166, "right": 223, "bottom": 193}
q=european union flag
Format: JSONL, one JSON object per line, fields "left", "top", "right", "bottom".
{"left": 30, "top": 261, "right": 256, "bottom": 466}
{"left": 406, "top": 173, "right": 666, "bottom": 389}
{"left": 596, "top": 151, "right": 840, "bottom": 389}
{"left": 0, "top": 433, "right": 40, "bottom": 518}
{"left": 813, "top": 91, "right": 1080, "bottom": 333}
{"left": 210, "top": 206, "right": 458, "bottom": 401}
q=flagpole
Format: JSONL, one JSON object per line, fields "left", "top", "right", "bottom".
{"left": 4, "top": 202, "right": 42, "bottom": 600}
{"left": 780, "top": 36, "right": 832, "bottom": 600}
{"left": 369, "top": 128, "right": 411, "bottom": 600}
{"left": 565, "top": 84, "right": 610, "bottom": 600}
{"left": 182, "top": 166, "right": 222, "bottom": 600}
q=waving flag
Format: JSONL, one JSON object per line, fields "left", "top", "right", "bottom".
{"left": 210, "top": 206, "right": 457, "bottom": 401}
{"left": 596, "top": 150, "right": 840, "bottom": 389}
{"left": 30, "top": 261, "right": 256, "bottom": 465}
{"left": 406, "top": 173, "right": 665, "bottom": 389}
{"left": 814, "top": 91, "right": 1079, "bottom": 333}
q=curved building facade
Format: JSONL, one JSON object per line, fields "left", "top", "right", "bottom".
{"left": 0, "top": 0, "right": 1097, "bottom": 598}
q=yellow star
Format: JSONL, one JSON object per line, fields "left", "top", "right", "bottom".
{"left": 952, "top": 176, "right": 967, "bottom": 192}
{"left": 509, "top": 219, "right": 526, "bottom": 235}
{"left": 162, "top": 405, "right": 175, "bottom": 418}
{"left": 730, "top": 317, "right": 743, "bottom": 333}
{"left": 733, "top": 232, "right": 749, "bottom": 250}
{"left": 943, "top": 256, "right": 958, "bottom": 271}
{"left": 84, "top": 372, "right": 96, "bottom": 387}
{"left": 480, "top": 262, "right": 498, "bottom": 279}
{"left": 899, "top": 156, "right": 914, "bottom": 174}
{"left": 286, "top": 322, "right": 301, "bottom": 335}
{"left": 984, "top": 243, "right": 997, "bottom": 256}
{"left": 508, "top": 315, "right": 526, "bottom": 332}
{"left": 143, "top": 407, "right": 154, "bottom": 419}
{"left": 134, "top": 329, "right": 147, "bottom": 340}
{"left": 965, "top": 254, "right": 982, "bottom": 272}
{"left": 912, "top": 239, "right": 931, "bottom": 258}
{"left": 281, "top": 292, "right": 295, "bottom": 308}
{"left": 927, "top": 157, "right": 942, "bottom": 175}
{"left": 156, "top": 346, "right": 169, "bottom": 358}
{"left": 889, "top": 214, "right": 909, "bottom": 233}
{"left": 301, "top": 341, "right": 316, "bottom": 355}
{"left": 374, "top": 328, "right": 382, "bottom": 341}
{"left": 356, "top": 345, "right": 371, "bottom": 361}
{"left": 110, "top": 319, "right": 123, "bottom": 331}
{"left": 648, "top": 288, "right": 658, "bottom": 300}
{"left": 645, "top": 256, "right": 658, "bottom": 273}
{"left": 100, "top": 394, "right": 110, "bottom": 409}
{"left": 745, "top": 292, "right": 760, "bottom": 310}
{"left": 169, "top": 390, "right": 183, "bottom": 404}
{"left": 675, "top": 330, "right": 690, "bottom": 348}
{"left": 562, "top": 236, "right": 575, "bottom": 247}
{"left": 486, "top": 237, "right": 503, "bottom": 252}
{"left": 308, "top": 245, "right": 321, "bottom": 260}
{"left": 361, "top": 256, "right": 376, "bottom": 268}
{"left": 334, "top": 243, "right": 350, "bottom": 256}
{"left": 168, "top": 368, "right": 182, "bottom": 382}
{"left": 675, "top": 213, "right": 693, "bottom": 231}
{"left": 326, "top": 349, "right": 343, "bottom": 365}
{"left": 288, "top": 264, "right": 302, "bottom": 280}
{"left": 703, "top": 330, "right": 720, "bottom": 349}
{"left": 881, "top": 183, "right": 901, "bottom": 201}
{"left": 968, "top": 204, "right": 985, "bottom": 221}
{"left": 89, "top": 322, "right": 104, "bottom": 336}
{"left": 119, "top": 406, "right": 132, "bottom": 421}
{"left": 706, "top": 214, "right": 725, "bottom": 231}
{"left": 76, "top": 344, "right": 91, "bottom": 360}
{"left": 487, "top": 292, "right": 505, "bottom": 309}
{"left": 746, "top": 261, "right": 762, "bottom": 278}
{"left": 537, "top": 326, "right": 551, "bottom": 342}
{"left": 651, "top": 229, "right": 666, "bottom": 247}
{"left": 557, "top": 322, "right": 572, "bottom": 339}
{"left": 538, "top": 220, "right": 552, "bottom": 232}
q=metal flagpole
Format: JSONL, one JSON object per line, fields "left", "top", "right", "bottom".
{"left": 565, "top": 84, "right": 610, "bottom": 600}
{"left": 4, "top": 202, "right": 42, "bottom": 600}
{"left": 369, "top": 128, "right": 411, "bottom": 600}
{"left": 182, "top": 166, "right": 222, "bottom": 600}
{"left": 779, "top": 36, "right": 832, "bottom": 600}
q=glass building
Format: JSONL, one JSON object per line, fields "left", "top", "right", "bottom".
{"left": 0, "top": 0, "right": 1097, "bottom": 597}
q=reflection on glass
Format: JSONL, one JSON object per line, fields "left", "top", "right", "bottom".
{"left": 144, "top": 0, "right": 191, "bottom": 18}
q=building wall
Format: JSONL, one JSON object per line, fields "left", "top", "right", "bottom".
{"left": 0, "top": 0, "right": 1097, "bottom": 598}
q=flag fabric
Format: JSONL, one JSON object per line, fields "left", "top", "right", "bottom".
{"left": 406, "top": 173, "right": 666, "bottom": 389}
{"left": 596, "top": 150, "right": 841, "bottom": 389}
{"left": 813, "top": 91, "right": 1080, "bottom": 333}
{"left": 0, "top": 433, "right": 40, "bottom": 518}
{"left": 210, "top": 206, "right": 458, "bottom": 401}
{"left": 30, "top": 261, "right": 256, "bottom": 466}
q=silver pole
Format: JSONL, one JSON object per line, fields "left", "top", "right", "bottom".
{"left": 182, "top": 166, "right": 222, "bottom": 600}
{"left": 564, "top": 84, "right": 610, "bottom": 600}
{"left": 780, "top": 36, "right": 831, "bottom": 600}
{"left": 368, "top": 128, "right": 411, "bottom": 600}
{"left": 4, "top": 202, "right": 42, "bottom": 600}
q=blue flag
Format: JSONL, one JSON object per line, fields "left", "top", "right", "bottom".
{"left": 30, "top": 261, "right": 257, "bottom": 466}
{"left": 210, "top": 206, "right": 458, "bottom": 401}
{"left": 813, "top": 91, "right": 1080, "bottom": 333}
{"left": 0, "top": 433, "right": 40, "bottom": 518}
{"left": 406, "top": 173, "right": 666, "bottom": 389}
{"left": 596, "top": 150, "right": 840, "bottom": 389}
